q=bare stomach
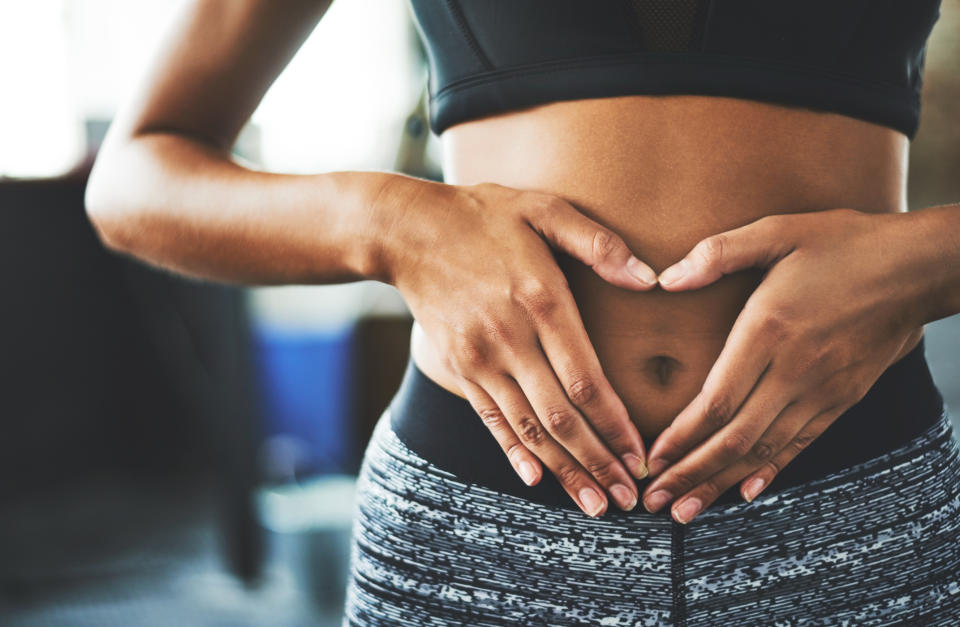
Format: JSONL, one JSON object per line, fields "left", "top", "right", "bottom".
{"left": 411, "top": 94, "right": 922, "bottom": 443}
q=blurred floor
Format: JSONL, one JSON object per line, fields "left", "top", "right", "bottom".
{"left": 0, "top": 476, "right": 337, "bottom": 627}
{"left": 1, "top": 316, "right": 957, "bottom": 627}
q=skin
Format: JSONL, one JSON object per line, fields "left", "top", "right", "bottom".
{"left": 84, "top": 0, "right": 655, "bottom": 517}
{"left": 85, "top": 0, "right": 960, "bottom": 521}
{"left": 415, "top": 94, "right": 960, "bottom": 520}
{"left": 639, "top": 206, "right": 958, "bottom": 522}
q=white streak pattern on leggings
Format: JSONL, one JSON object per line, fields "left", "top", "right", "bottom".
{"left": 344, "top": 408, "right": 960, "bottom": 626}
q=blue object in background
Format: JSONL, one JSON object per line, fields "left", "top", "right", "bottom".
{"left": 252, "top": 322, "right": 357, "bottom": 479}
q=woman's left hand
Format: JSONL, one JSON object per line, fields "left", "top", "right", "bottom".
{"left": 639, "top": 208, "right": 930, "bottom": 524}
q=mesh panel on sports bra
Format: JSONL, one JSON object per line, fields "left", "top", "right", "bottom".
{"left": 628, "top": 0, "right": 709, "bottom": 52}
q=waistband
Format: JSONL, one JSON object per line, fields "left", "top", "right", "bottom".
{"left": 388, "top": 336, "right": 945, "bottom": 511}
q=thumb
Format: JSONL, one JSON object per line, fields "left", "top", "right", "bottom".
{"left": 528, "top": 197, "right": 658, "bottom": 290}
{"left": 658, "top": 214, "right": 798, "bottom": 291}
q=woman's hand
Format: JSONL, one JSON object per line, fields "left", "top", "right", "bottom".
{"left": 638, "top": 208, "right": 931, "bottom": 523}
{"left": 377, "top": 177, "right": 657, "bottom": 517}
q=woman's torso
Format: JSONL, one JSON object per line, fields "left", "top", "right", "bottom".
{"left": 411, "top": 94, "right": 924, "bottom": 442}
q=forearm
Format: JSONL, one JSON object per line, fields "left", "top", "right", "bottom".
{"left": 897, "top": 203, "right": 960, "bottom": 323}
{"left": 85, "top": 131, "right": 420, "bottom": 286}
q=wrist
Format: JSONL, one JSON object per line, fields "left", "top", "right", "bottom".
{"left": 364, "top": 171, "right": 454, "bottom": 287}
{"left": 890, "top": 205, "right": 960, "bottom": 324}
{"left": 319, "top": 170, "right": 434, "bottom": 284}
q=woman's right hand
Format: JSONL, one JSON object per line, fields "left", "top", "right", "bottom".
{"left": 375, "top": 176, "right": 657, "bottom": 517}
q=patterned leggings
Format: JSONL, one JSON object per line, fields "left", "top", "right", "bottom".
{"left": 344, "top": 406, "right": 960, "bottom": 626}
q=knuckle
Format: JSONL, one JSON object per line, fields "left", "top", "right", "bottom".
{"left": 512, "top": 279, "right": 558, "bottom": 320}
{"left": 760, "top": 309, "right": 790, "bottom": 340}
{"left": 821, "top": 376, "right": 848, "bottom": 402}
{"left": 478, "top": 406, "right": 506, "bottom": 430}
{"left": 523, "top": 192, "right": 562, "bottom": 222}
{"left": 813, "top": 342, "right": 853, "bottom": 373}
{"left": 702, "top": 396, "right": 733, "bottom": 430}
{"left": 720, "top": 430, "right": 753, "bottom": 457}
{"left": 516, "top": 416, "right": 546, "bottom": 446}
{"left": 586, "top": 402, "right": 634, "bottom": 451}
{"left": 530, "top": 191, "right": 567, "bottom": 211}
{"left": 591, "top": 228, "right": 620, "bottom": 263}
{"left": 836, "top": 345, "right": 858, "bottom": 371}
{"left": 523, "top": 192, "right": 553, "bottom": 218}
{"left": 546, "top": 194, "right": 571, "bottom": 213}
{"left": 565, "top": 374, "right": 598, "bottom": 407}
{"left": 525, "top": 293, "right": 559, "bottom": 321}
{"left": 456, "top": 338, "right": 488, "bottom": 369}
{"left": 527, "top": 193, "right": 568, "bottom": 221}
{"left": 594, "top": 419, "right": 630, "bottom": 450}
{"left": 788, "top": 431, "right": 816, "bottom": 457}
{"left": 669, "top": 468, "right": 698, "bottom": 493}
{"left": 553, "top": 462, "right": 583, "bottom": 488}
{"left": 480, "top": 315, "right": 514, "bottom": 347}
{"left": 749, "top": 439, "right": 777, "bottom": 463}
{"left": 697, "top": 234, "right": 726, "bottom": 266}
{"left": 583, "top": 458, "right": 617, "bottom": 483}
{"left": 544, "top": 408, "right": 578, "bottom": 438}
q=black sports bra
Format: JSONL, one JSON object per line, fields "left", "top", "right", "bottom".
{"left": 407, "top": 0, "right": 942, "bottom": 139}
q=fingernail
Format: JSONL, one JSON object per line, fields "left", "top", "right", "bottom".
{"left": 627, "top": 256, "right": 658, "bottom": 285}
{"left": 623, "top": 453, "right": 648, "bottom": 479}
{"left": 744, "top": 477, "right": 766, "bottom": 502}
{"left": 643, "top": 489, "right": 672, "bottom": 513}
{"left": 579, "top": 487, "right": 606, "bottom": 517}
{"left": 610, "top": 484, "right": 638, "bottom": 511}
{"left": 674, "top": 497, "right": 702, "bottom": 524}
{"left": 517, "top": 461, "right": 537, "bottom": 486}
{"left": 658, "top": 259, "right": 689, "bottom": 286}
{"left": 646, "top": 457, "right": 668, "bottom": 477}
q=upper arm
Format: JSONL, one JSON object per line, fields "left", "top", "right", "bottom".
{"left": 107, "top": 0, "right": 335, "bottom": 152}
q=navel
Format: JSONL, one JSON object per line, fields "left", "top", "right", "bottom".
{"left": 644, "top": 354, "right": 683, "bottom": 387}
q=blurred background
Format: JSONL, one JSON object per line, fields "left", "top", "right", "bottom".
{"left": 0, "top": 1, "right": 957, "bottom": 626}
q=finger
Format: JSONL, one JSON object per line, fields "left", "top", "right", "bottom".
{"left": 509, "top": 355, "right": 641, "bottom": 512}
{"left": 530, "top": 285, "right": 649, "bottom": 480}
{"left": 645, "top": 304, "right": 775, "bottom": 478}
{"left": 665, "top": 399, "right": 820, "bottom": 523}
{"left": 526, "top": 196, "right": 658, "bottom": 289}
{"left": 455, "top": 376, "right": 543, "bottom": 487}
{"left": 465, "top": 373, "right": 611, "bottom": 517}
{"left": 658, "top": 214, "right": 798, "bottom": 291}
{"left": 642, "top": 374, "right": 792, "bottom": 514}
{"left": 738, "top": 404, "right": 846, "bottom": 503}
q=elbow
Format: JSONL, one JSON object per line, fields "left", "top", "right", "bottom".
{"left": 84, "top": 150, "right": 141, "bottom": 255}
{"left": 84, "top": 181, "right": 123, "bottom": 253}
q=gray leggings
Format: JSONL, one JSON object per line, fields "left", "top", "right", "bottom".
{"left": 344, "top": 407, "right": 960, "bottom": 626}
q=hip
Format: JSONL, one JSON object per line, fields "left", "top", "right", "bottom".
{"left": 410, "top": 300, "right": 926, "bottom": 443}
{"left": 345, "top": 394, "right": 960, "bottom": 625}
{"left": 396, "top": 334, "right": 943, "bottom": 509}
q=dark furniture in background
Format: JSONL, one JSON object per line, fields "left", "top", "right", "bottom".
{"left": 0, "top": 161, "right": 264, "bottom": 583}
{"left": 0, "top": 83, "right": 435, "bottom": 600}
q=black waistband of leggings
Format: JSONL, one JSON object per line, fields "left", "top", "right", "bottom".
{"left": 388, "top": 335, "right": 944, "bottom": 510}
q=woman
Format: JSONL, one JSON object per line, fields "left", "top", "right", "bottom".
{"left": 86, "top": 0, "right": 960, "bottom": 624}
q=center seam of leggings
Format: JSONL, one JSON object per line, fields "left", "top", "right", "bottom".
{"left": 671, "top": 519, "right": 687, "bottom": 626}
